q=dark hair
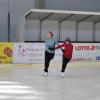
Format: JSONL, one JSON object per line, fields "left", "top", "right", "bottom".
{"left": 65, "top": 38, "right": 71, "bottom": 43}
{"left": 48, "top": 31, "right": 53, "bottom": 37}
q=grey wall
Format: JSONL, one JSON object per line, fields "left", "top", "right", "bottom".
{"left": 0, "top": 0, "right": 8, "bottom": 42}
{"left": 10, "top": 0, "right": 35, "bottom": 41}
{"left": 0, "top": 0, "right": 100, "bottom": 42}
{"left": 0, "top": 0, "right": 35, "bottom": 42}
{"left": 45, "top": 0, "right": 100, "bottom": 12}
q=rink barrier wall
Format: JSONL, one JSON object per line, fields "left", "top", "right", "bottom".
{"left": 0, "top": 43, "right": 100, "bottom": 64}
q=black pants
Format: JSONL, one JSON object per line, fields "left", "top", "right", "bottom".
{"left": 61, "top": 56, "right": 70, "bottom": 72}
{"left": 44, "top": 51, "right": 54, "bottom": 72}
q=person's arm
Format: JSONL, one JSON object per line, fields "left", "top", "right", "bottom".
{"left": 55, "top": 43, "right": 65, "bottom": 49}
{"left": 48, "top": 48, "right": 55, "bottom": 50}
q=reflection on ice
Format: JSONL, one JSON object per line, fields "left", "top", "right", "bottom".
{"left": 0, "top": 81, "right": 47, "bottom": 100}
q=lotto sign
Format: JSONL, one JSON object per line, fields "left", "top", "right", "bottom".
{"left": 72, "top": 43, "right": 100, "bottom": 62}
{"left": 0, "top": 43, "right": 13, "bottom": 64}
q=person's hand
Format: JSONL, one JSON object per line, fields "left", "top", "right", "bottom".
{"left": 49, "top": 48, "right": 55, "bottom": 50}
{"left": 61, "top": 48, "right": 65, "bottom": 52}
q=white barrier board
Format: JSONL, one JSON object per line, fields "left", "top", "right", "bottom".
{"left": 13, "top": 43, "right": 100, "bottom": 64}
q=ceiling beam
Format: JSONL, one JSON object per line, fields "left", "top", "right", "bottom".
{"left": 40, "top": 13, "right": 54, "bottom": 22}
{"left": 59, "top": 14, "right": 74, "bottom": 22}
{"left": 94, "top": 18, "right": 100, "bottom": 23}
{"left": 77, "top": 15, "right": 93, "bottom": 23}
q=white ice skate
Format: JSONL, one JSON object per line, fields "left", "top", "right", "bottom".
{"left": 60, "top": 72, "right": 64, "bottom": 77}
{"left": 42, "top": 72, "right": 48, "bottom": 77}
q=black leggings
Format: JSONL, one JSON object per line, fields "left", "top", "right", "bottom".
{"left": 61, "top": 56, "right": 70, "bottom": 72}
{"left": 44, "top": 51, "right": 54, "bottom": 72}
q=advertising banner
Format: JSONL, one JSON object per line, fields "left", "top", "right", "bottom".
{"left": 0, "top": 43, "right": 13, "bottom": 64}
{"left": 13, "top": 43, "right": 44, "bottom": 64}
{"left": 13, "top": 43, "right": 100, "bottom": 64}
{"left": 72, "top": 43, "right": 100, "bottom": 62}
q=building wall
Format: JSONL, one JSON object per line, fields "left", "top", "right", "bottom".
{"left": 0, "top": 0, "right": 8, "bottom": 42}
{"left": 0, "top": 0, "right": 35, "bottom": 42}
{"left": 45, "top": 0, "right": 100, "bottom": 12}
{"left": 0, "top": 0, "right": 100, "bottom": 41}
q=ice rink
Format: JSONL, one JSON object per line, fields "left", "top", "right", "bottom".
{"left": 0, "top": 62, "right": 100, "bottom": 100}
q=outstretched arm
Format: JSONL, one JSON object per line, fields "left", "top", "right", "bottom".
{"left": 55, "top": 43, "right": 65, "bottom": 49}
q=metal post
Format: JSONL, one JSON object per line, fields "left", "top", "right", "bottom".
{"left": 58, "top": 22, "right": 61, "bottom": 41}
{"left": 8, "top": 0, "right": 10, "bottom": 42}
{"left": 92, "top": 23, "right": 95, "bottom": 42}
{"left": 39, "top": 21, "right": 42, "bottom": 41}
{"left": 76, "top": 22, "right": 78, "bottom": 42}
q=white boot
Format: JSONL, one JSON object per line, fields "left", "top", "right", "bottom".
{"left": 42, "top": 72, "right": 48, "bottom": 77}
{"left": 60, "top": 72, "right": 64, "bottom": 77}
